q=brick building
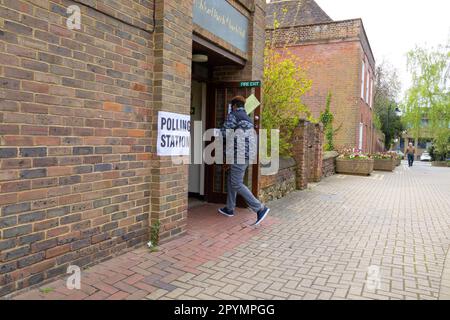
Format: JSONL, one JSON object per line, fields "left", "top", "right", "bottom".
{"left": 266, "top": 0, "right": 380, "bottom": 153}
{"left": 0, "top": 0, "right": 267, "bottom": 296}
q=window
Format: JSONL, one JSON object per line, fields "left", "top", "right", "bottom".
{"left": 370, "top": 78, "right": 374, "bottom": 108}
{"left": 418, "top": 138, "right": 431, "bottom": 149}
{"left": 366, "top": 71, "right": 370, "bottom": 103}
{"left": 361, "top": 61, "right": 365, "bottom": 99}
{"left": 421, "top": 118, "right": 429, "bottom": 127}
{"left": 365, "top": 124, "right": 368, "bottom": 151}
{"left": 358, "top": 122, "right": 364, "bottom": 150}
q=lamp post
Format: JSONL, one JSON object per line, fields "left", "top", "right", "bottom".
{"left": 386, "top": 103, "right": 402, "bottom": 150}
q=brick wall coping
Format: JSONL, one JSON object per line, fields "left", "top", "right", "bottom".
{"left": 323, "top": 151, "right": 339, "bottom": 160}
{"left": 266, "top": 17, "right": 361, "bottom": 31}
{"left": 261, "top": 157, "right": 296, "bottom": 175}
{"left": 267, "top": 18, "right": 375, "bottom": 68}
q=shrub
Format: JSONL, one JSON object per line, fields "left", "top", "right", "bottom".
{"left": 262, "top": 47, "right": 311, "bottom": 157}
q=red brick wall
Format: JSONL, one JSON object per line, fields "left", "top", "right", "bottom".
{"left": 268, "top": 19, "right": 375, "bottom": 153}
{"left": 259, "top": 158, "right": 296, "bottom": 203}
{"left": 150, "top": 0, "right": 193, "bottom": 243}
{"left": 0, "top": 0, "right": 154, "bottom": 296}
{"left": 260, "top": 120, "right": 324, "bottom": 199}
{"left": 0, "top": 0, "right": 267, "bottom": 297}
{"left": 292, "top": 120, "right": 323, "bottom": 190}
{"left": 284, "top": 41, "right": 360, "bottom": 149}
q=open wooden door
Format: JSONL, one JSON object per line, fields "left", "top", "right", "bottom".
{"left": 205, "top": 82, "right": 261, "bottom": 205}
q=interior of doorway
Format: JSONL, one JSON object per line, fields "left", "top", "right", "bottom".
{"left": 188, "top": 37, "right": 250, "bottom": 209}
{"left": 188, "top": 79, "right": 206, "bottom": 209}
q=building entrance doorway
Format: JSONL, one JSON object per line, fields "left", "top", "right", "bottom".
{"left": 188, "top": 37, "right": 261, "bottom": 208}
{"left": 205, "top": 82, "right": 261, "bottom": 205}
{"left": 188, "top": 79, "right": 207, "bottom": 208}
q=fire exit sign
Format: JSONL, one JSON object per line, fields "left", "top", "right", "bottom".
{"left": 239, "top": 81, "right": 261, "bottom": 88}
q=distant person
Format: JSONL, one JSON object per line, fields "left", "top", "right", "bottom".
{"left": 406, "top": 142, "right": 415, "bottom": 167}
{"left": 218, "top": 96, "right": 270, "bottom": 226}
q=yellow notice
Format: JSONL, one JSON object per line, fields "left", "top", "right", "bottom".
{"left": 245, "top": 94, "right": 260, "bottom": 115}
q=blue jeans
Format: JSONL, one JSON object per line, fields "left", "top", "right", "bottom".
{"left": 226, "top": 164, "right": 263, "bottom": 213}
{"left": 407, "top": 154, "right": 414, "bottom": 167}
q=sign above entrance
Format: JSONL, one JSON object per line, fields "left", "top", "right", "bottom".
{"left": 193, "top": 0, "right": 249, "bottom": 53}
{"left": 157, "top": 111, "right": 191, "bottom": 157}
{"left": 239, "top": 81, "right": 261, "bottom": 88}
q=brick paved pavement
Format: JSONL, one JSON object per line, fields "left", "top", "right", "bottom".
{"left": 10, "top": 161, "right": 450, "bottom": 300}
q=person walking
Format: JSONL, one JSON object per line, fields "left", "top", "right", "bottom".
{"left": 217, "top": 96, "right": 270, "bottom": 226}
{"left": 406, "top": 142, "right": 415, "bottom": 167}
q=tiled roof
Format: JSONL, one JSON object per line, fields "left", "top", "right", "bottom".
{"left": 266, "top": 0, "right": 333, "bottom": 29}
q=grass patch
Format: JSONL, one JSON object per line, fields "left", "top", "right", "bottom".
{"left": 39, "top": 287, "right": 54, "bottom": 294}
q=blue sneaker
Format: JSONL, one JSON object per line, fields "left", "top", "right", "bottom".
{"left": 254, "top": 206, "right": 270, "bottom": 226}
{"left": 218, "top": 207, "right": 234, "bottom": 217}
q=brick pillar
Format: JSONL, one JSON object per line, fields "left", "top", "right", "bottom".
{"left": 248, "top": 0, "right": 266, "bottom": 199}
{"left": 292, "top": 120, "right": 309, "bottom": 190}
{"left": 312, "top": 123, "right": 324, "bottom": 182}
{"left": 151, "top": 0, "right": 193, "bottom": 242}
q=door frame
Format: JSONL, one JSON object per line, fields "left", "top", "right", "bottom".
{"left": 204, "top": 82, "right": 261, "bottom": 205}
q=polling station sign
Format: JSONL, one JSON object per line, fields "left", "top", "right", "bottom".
{"left": 157, "top": 111, "right": 191, "bottom": 156}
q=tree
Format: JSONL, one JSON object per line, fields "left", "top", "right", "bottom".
{"left": 373, "top": 61, "right": 404, "bottom": 149}
{"left": 263, "top": 10, "right": 312, "bottom": 157}
{"left": 380, "top": 102, "right": 404, "bottom": 150}
{"left": 403, "top": 43, "right": 450, "bottom": 160}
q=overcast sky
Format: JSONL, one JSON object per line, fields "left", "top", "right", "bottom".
{"left": 315, "top": 0, "right": 450, "bottom": 98}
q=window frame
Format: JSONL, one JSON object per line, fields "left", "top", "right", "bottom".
{"left": 366, "top": 70, "right": 370, "bottom": 104}
{"left": 361, "top": 60, "right": 365, "bottom": 100}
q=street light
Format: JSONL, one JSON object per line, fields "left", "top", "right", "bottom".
{"left": 386, "top": 104, "right": 402, "bottom": 150}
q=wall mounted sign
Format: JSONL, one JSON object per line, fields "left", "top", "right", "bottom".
{"left": 239, "top": 80, "right": 261, "bottom": 88}
{"left": 193, "top": 0, "right": 249, "bottom": 53}
{"left": 157, "top": 111, "right": 191, "bottom": 156}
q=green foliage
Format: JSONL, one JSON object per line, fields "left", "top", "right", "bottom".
{"left": 403, "top": 43, "right": 450, "bottom": 159}
{"left": 373, "top": 114, "right": 382, "bottom": 131}
{"left": 150, "top": 219, "right": 160, "bottom": 249}
{"left": 428, "top": 133, "right": 450, "bottom": 161}
{"left": 379, "top": 103, "right": 404, "bottom": 149}
{"left": 319, "top": 93, "right": 334, "bottom": 127}
{"left": 262, "top": 46, "right": 312, "bottom": 157}
{"left": 319, "top": 93, "right": 335, "bottom": 151}
{"left": 39, "top": 287, "right": 54, "bottom": 294}
{"left": 373, "top": 61, "right": 404, "bottom": 149}
{"left": 262, "top": 5, "right": 314, "bottom": 157}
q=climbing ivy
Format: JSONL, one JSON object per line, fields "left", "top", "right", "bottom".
{"left": 319, "top": 93, "right": 335, "bottom": 151}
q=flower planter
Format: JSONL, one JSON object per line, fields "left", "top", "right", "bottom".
{"left": 373, "top": 158, "right": 395, "bottom": 171}
{"left": 336, "top": 158, "right": 374, "bottom": 176}
{"left": 431, "top": 161, "right": 450, "bottom": 167}
{"left": 395, "top": 158, "right": 401, "bottom": 166}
